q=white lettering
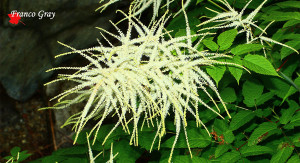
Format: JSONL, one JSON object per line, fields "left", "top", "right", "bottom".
{"left": 38, "top": 10, "right": 44, "bottom": 19}
{"left": 10, "top": 10, "right": 17, "bottom": 17}
{"left": 10, "top": 10, "right": 55, "bottom": 19}
{"left": 49, "top": 12, "right": 55, "bottom": 19}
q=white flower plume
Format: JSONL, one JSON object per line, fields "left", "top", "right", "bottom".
{"left": 42, "top": 10, "right": 244, "bottom": 162}
{"left": 197, "top": 0, "right": 298, "bottom": 56}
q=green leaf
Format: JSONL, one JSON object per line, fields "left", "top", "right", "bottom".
{"left": 231, "top": 44, "right": 264, "bottom": 56}
{"left": 161, "top": 156, "right": 210, "bottom": 163}
{"left": 17, "top": 150, "right": 32, "bottom": 162}
{"left": 203, "top": 39, "right": 219, "bottom": 51}
{"left": 196, "top": 0, "right": 204, "bottom": 5}
{"left": 248, "top": 122, "right": 279, "bottom": 146}
{"left": 215, "top": 144, "right": 230, "bottom": 158}
{"left": 280, "top": 40, "right": 300, "bottom": 59}
{"left": 291, "top": 133, "right": 300, "bottom": 147}
{"left": 282, "top": 76, "right": 300, "bottom": 102}
{"left": 283, "top": 20, "right": 300, "bottom": 29}
{"left": 241, "top": 145, "right": 273, "bottom": 157}
{"left": 114, "top": 139, "right": 143, "bottom": 163}
{"left": 276, "top": 1, "right": 300, "bottom": 9}
{"left": 138, "top": 130, "right": 158, "bottom": 150}
{"left": 242, "top": 79, "right": 264, "bottom": 106}
{"left": 270, "top": 144, "right": 294, "bottom": 163}
{"left": 228, "top": 56, "right": 243, "bottom": 84}
{"left": 206, "top": 65, "right": 226, "bottom": 86}
{"left": 280, "top": 100, "right": 299, "bottom": 124}
{"left": 262, "top": 77, "right": 291, "bottom": 99}
{"left": 243, "top": 55, "right": 278, "bottom": 76}
{"left": 53, "top": 145, "right": 87, "bottom": 155}
{"left": 223, "top": 130, "right": 235, "bottom": 144}
{"left": 10, "top": 147, "right": 21, "bottom": 156}
{"left": 175, "top": 29, "right": 197, "bottom": 43}
{"left": 161, "top": 128, "right": 211, "bottom": 148}
{"left": 217, "top": 29, "right": 238, "bottom": 50}
{"left": 96, "top": 124, "right": 127, "bottom": 143}
{"left": 213, "top": 119, "right": 228, "bottom": 134}
{"left": 220, "top": 87, "right": 237, "bottom": 103}
{"left": 229, "top": 110, "right": 255, "bottom": 131}
{"left": 287, "top": 155, "right": 300, "bottom": 163}
{"left": 255, "top": 92, "right": 275, "bottom": 106}
{"left": 284, "top": 112, "right": 300, "bottom": 129}
{"left": 262, "top": 11, "right": 300, "bottom": 21}
{"left": 216, "top": 151, "right": 241, "bottom": 163}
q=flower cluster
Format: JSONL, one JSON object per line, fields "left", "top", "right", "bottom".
{"left": 197, "top": 0, "right": 298, "bottom": 57}
{"left": 44, "top": 0, "right": 299, "bottom": 162}
{"left": 43, "top": 7, "right": 243, "bottom": 161}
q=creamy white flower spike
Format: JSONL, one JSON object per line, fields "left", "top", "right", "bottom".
{"left": 42, "top": 8, "right": 245, "bottom": 162}
{"left": 198, "top": 0, "right": 298, "bottom": 57}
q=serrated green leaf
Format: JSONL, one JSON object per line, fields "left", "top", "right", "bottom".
{"left": 61, "top": 157, "right": 88, "bottom": 163}
{"left": 217, "top": 29, "right": 238, "bottom": 50}
{"left": 161, "top": 128, "right": 211, "bottom": 148}
{"left": 283, "top": 20, "right": 300, "bottom": 29}
{"left": 240, "top": 145, "right": 273, "bottom": 157}
{"left": 262, "top": 77, "right": 291, "bottom": 99}
{"left": 255, "top": 92, "right": 275, "bottom": 106}
{"left": 286, "top": 112, "right": 300, "bottom": 128}
{"left": 223, "top": 130, "right": 235, "bottom": 144}
{"left": 242, "top": 79, "right": 263, "bottom": 98}
{"left": 220, "top": 87, "right": 237, "bottom": 103}
{"left": 216, "top": 151, "right": 241, "bottom": 163}
{"left": 231, "top": 44, "right": 264, "bottom": 56}
{"left": 287, "top": 155, "right": 300, "bottom": 163}
{"left": 230, "top": 110, "right": 255, "bottom": 131}
{"left": 138, "top": 130, "right": 158, "bottom": 150}
{"left": 242, "top": 79, "right": 264, "bottom": 106}
{"left": 96, "top": 124, "right": 127, "bottom": 143}
{"left": 280, "top": 40, "right": 300, "bottom": 59}
{"left": 248, "top": 122, "right": 279, "bottom": 146}
{"left": 203, "top": 39, "right": 219, "bottom": 51}
{"left": 161, "top": 155, "right": 210, "bottom": 163}
{"left": 291, "top": 133, "right": 300, "bottom": 147}
{"left": 243, "top": 55, "right": 278, "bottom": 76}
{"left": 270, "top": 145, "right": 294, "bottom": 163}
{"left": 282, "top": 77, "right": 300, "bottom": 102}
{"left": 262, "top": 11, "right": 300, "bottom": 21}
{"left": 54, "top": 145, "right": 87, "bottom": 155}
{"left": 255, "top": 109, "right": 272, "bottom": 118}
{"left": 244, "top": 123, "right": 258, "bottom": 133}
{"left": 206, "top": 65, "right": 226, "bottom": 86}
{"left": 114, "top": 139, "right": 143, "bottom": 163}
{"left": 244, "top": 92, "right": 274, "bottom": 107}
{"left": 214, "top": 119, "right": 228, "bottom": 134}
{"left": 276, "top": 1, "right": 300, "bottom": 8}
{"left": 228, "top": 56, "right": 243, "bottom": 84}
{"left": 215, "top": 144, "right": 230, "bottom": 158}
{"left": 280, "top": 100, "right": 299, "bottom": 124}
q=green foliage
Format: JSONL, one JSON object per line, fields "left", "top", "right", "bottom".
{"left": 27, "top": 0, "right": 300, "bottom": 162}
{"left": 217, "top": 29, "right": 238, "bottom": 50}
{"left": 243, "top": 55, "right": 278, "bottom": 76}
{"left": 4, "top": 147, "right": 31, "bottom": 163}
